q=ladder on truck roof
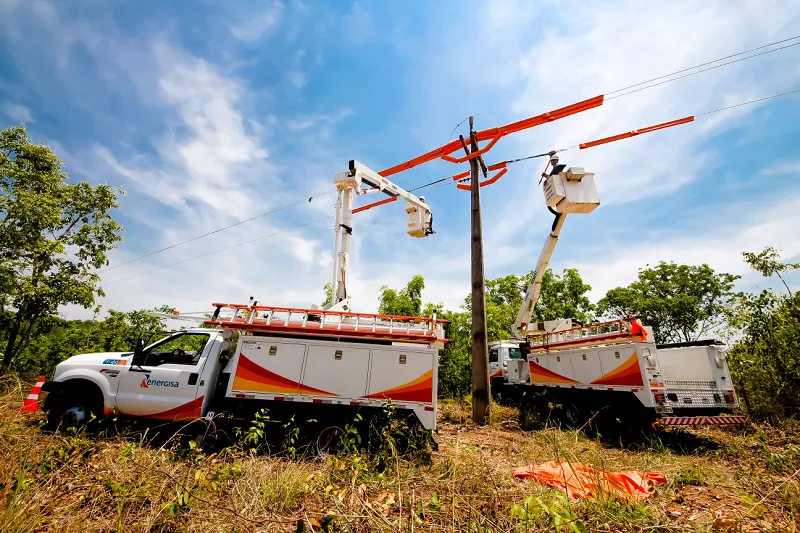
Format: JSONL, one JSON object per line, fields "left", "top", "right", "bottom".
{"left": 205, "top": 302, "right": 448, "bottom": 346}
{"left": 525, "top": 318, "right": 648, "bottom": 353}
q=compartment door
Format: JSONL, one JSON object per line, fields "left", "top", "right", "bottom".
{"left": 367, "top": 349, "right": 434, "bottom": 403}
{"left": 569, "top": 350, "right": 602, "bottom": 384}
{"left": 231, "top": 340, "right": 307, "bottom": 395}
{"left": 301, "top": 344, "right": 370, "bottom": 398}
{"left": 594, "top": 346, "right": 644, "bottom": 387}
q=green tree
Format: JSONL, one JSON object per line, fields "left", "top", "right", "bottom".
{"left": 597, "top": 262, "right": 738, "bottom": 344}
{"left": 0, "top": 125, "right": 124, "bottom": 373}
{"left": 9, "top": 306, "right": 173, "bottom": 376}
{"left": 377, "top": 274, "right": 425, "bottom": 316}
{"left": 322, "top": 282, "right": 333, "bottom": 307}
{"left": 466, "top": 268, "right": 595, "bottom": 341}
{"left": 742, "top": 246, "right": 800, "bottom": 296}
{"left": 436, "top": 310, "right": 471, "bottom": 398}
{"left": 726, "top": 249, "right": 800, "bottom": 421}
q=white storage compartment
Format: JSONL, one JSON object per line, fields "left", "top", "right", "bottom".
{"left": 302, "top": 344, "right": 371, "bottom": 398}
{"left": 231, "top": 340, "right": 307, "bottom": 394}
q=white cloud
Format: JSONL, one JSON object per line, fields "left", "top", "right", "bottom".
{"left": 286, "top": 108, "right": 352, "bottom": 132}
{"left": 762, "top": 159, "right": 800, "bottom": 176}
{"left": 230, "top": 1, "right": 283, "bottom": 42}
{"left": 96, "top": 42, "right": 271, "bottom": 218}
{"left": 568, "top": 194, "right": 800, "bottom": 300}
{"left": 285, "top": 70, "right": 308, "bottom": 89}
{"left": 465, "top": 0, "right": 800, "bottom": 251}
{"left": 2, "top": 101, "right": 33, "bottom": 122}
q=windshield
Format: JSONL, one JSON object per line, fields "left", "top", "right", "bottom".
{"left": 507, "top": 347, "right": 525, "bottom": 360}
{"left": 143, "top": 332, "right": 211, "bottom": 366}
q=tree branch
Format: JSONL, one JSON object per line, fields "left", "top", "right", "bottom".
{"left": 56, "top": 212, "right": 89, "bottom": 242}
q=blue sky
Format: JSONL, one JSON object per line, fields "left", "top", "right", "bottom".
{"left": 1, "top": 0, "right": 799, "bottom": 318}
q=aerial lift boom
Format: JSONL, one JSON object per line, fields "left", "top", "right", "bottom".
{"left": 513, "top": 153, "right": 600, "bottom": 338}
{"left": 328, "top": 160, "right": 433, "bottom": 310}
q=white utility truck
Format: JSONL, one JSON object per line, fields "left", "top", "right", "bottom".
{"left": 494, "top": 153, "right": 746, "bottom": 428}
{"left": 42, "top": 161, "right": 446, "bottom": 446}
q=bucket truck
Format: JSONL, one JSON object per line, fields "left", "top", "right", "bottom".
{"left": 42, "top": 161, "right": 445, "bottom": 452}
{"left": 494, "top": 154, "right": 746, "bottom": 428}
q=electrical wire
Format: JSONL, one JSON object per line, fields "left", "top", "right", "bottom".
{"left": 100, "top": 188, "right": 337, "bottom": 273}
{"left": 102, "top": 216, "right": 333, "bottom": 287}
{"left": 101, "top": 36, "right": 800, "bottom": 271}
{"left": 606, "top": 41, "right": 800, "bottom": 100}
{"left": 606, "top": 35, "right": 799, "bottom": 95}
{"left": 418, "top": 88, "right": 800, "bottom": 190}
{"left": 695, "top": 88, "right": 800, "bottom": 116}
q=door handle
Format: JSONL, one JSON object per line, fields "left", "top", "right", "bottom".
{"left": 188, "top": 373, "right": 199, "bottom": 386}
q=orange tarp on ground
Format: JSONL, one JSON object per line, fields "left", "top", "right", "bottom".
{"left": 512, "top": 460, "right": 667, "bottom": 502}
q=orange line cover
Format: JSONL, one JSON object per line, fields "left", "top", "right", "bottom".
{"left": 513, "top": 460, "right": 667, "bottom": 501}
{"left": 379, "top": 95, "right": 604, "bottom": 177}
{"left": 579, "top": 116, "right": 694, "bottom": 149}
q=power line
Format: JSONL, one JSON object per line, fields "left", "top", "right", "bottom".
{"left": 606, "top": 41, "right": 800, "bottom": 100}
{"left": 606, "top": 35, "right": 799, "bottom": 96}
{"left": 423, "top": 88, "right": 800, "bottom": 189}
{"left": 102, "top": 36, "right": 800, "bottom": 271}
{"left": 101, "top": 188, "right": 336, "bottom": 273}
{"left": 696, "top": 88, "right": 800, "bottom": 116}
{"left": 102, "top": 216, "right": 333, "bottom": 287}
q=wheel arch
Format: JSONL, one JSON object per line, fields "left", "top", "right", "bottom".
{"left": 49, "top": 373, "right": 111, "bottom": 413}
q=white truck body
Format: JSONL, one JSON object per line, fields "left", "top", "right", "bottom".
{"left": 493, "top": 319, "right": 743, "bottom": 425}
{"left": 46, "top": 326, "right": 439, "bottom": 430}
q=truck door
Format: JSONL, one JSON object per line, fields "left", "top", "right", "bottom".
{"left": 115, "top": 331, "right": 214, "bottom": 420}
{"left": 489, "top": 347, "right": 501, "bottom": 379}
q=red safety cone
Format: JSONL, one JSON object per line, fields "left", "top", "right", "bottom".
{"left": 20, "top": 376, "right": 45, "bottom": 413}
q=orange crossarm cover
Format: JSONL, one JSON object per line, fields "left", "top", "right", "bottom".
{"left": 456, "top": 162, "right": 509, "bottom": 190}
{"left": 579, "top": 116, "right": 694, "bottom": 149}
{"left": 378, "top": 95, "right": 604, "bottom": 177}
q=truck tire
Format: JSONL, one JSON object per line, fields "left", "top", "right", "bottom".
{"left": 316, "top": 426, "right": 344, "bottom": 456}
{"left": 45, "top": 381, "right": 103, "bottom": 431}
{"left": 560, "top": 402, "right": 586, "bottom": 429}
{"left": 491, "top": 378, "right": 507, "bottom": 405}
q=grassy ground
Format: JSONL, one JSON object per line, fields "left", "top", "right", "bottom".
{"left": 1, "top": 377, "right": 798, "bottom": 532}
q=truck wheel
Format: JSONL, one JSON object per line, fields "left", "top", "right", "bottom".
{"left": 316, "top": 426, "right": 344, "bottom": 456}
{"left": 48, "top": 394, "right": 99, "bottom": 431}
{"left": 45, "top": 384, "right": 103, "bottom": 431}
{"left": 491, "top": 379, "right": 507, "bottom": 405}
{"left": 561, "top": 402, "right": 585, "bottom": 428}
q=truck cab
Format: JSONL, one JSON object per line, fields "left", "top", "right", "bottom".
{"left": 43, "top": 329, "right": 232, "bottom": 426}
{"left": 488, "top": 340, "right": 526, "bottom": 402}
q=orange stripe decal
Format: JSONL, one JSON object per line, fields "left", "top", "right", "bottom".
{"left": 363, "top": 369, "right": 433, "bottom": 402}
{"left": 591, "top": 353, "right": 644, "bottom": 386}
{"left": 233, "top": 354, "right": 336, "bottom": 396}
{"left": 529, "top": 361, "right": 581, "bottom": 385}
{"left": 143, "top": 396, "right": 204, "bottom": 421}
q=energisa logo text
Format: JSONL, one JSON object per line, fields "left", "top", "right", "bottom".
{"left": 140, "top": 374, "right": 180, "bottom": 388}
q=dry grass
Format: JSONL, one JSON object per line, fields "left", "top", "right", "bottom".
{"left": 1, "top": 377, "right": 799, "bottom": 532}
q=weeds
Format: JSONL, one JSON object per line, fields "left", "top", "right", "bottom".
{"left": 234, "top": 408, "right": 271, "bottom": 451}
{"left": 1, "top": 386, "right": 798, "bottom": 531}
{"left": 510, "top": 492, "right": 587, "bottom": 532}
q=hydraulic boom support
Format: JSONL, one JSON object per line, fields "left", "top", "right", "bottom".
{"left": 513, "top": 154, "right": 600, "bottom": 339}
{"left": 329, "top": 160, "right": 433, "bottom": 310}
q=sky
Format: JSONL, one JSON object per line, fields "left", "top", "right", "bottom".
{"left": 1, "top": 0, "right": 799, "bottom": 319}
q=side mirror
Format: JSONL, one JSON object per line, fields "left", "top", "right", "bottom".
{"left": 132, "top": 338, "right": 146, "bottom": 366}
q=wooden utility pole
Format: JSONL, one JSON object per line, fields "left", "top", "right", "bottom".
{"left": 465, "top": 116, "right": 491, "bottom": 425}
